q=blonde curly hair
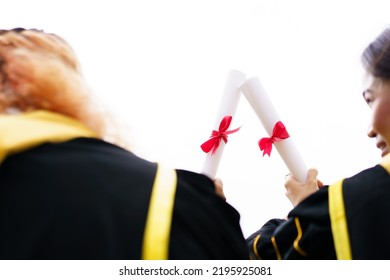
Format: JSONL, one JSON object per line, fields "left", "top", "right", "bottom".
{"left": 0, "top": 28, "right": 123, "bottom": 146}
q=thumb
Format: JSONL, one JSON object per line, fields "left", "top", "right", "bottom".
{"left": 307, "top": 168, "right": 318, "bottom": 179}
{"left": 306, "top": 168, "right": 319, "bottom": 187}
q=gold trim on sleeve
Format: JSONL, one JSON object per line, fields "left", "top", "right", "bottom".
{"left": 271, "top": 236, "right": 282, "bottom": 260}
{"left": 293, "top": 217, "right": 308, "bottom": 256}
{"left": 252, "top": 234, "right": 261, "bottom": 260}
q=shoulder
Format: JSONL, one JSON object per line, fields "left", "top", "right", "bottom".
{"left": 341, "top": 164, "right": 389, "bottom": 195}
{"left": 338, "top": 164, "right": 390, "bottom": 215}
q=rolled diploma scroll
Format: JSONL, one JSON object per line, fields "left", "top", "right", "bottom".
{"left": 241, "top": 76, "right": 308, "bottom": 183}
{"left": 201, "top": 70, "right": 246, "bottom": 179}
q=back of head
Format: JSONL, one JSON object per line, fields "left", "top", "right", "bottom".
{"left": 0, "top": 28, "right": 116, "bottom": 142}
{"left": 361, "top": 27, "right": 390, "bottom": 79}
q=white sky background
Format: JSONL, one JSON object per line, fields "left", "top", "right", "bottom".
{"left": 3, "top": 0, "right": 390, "bottom": 237}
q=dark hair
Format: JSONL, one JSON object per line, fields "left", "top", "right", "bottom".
{"left": 361, "top": 28, "right": 390, "bottom": 78}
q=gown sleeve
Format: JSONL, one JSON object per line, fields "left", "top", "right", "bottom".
{"left": 168, "top": 169, "right": 249, "bottom": 259}
{"left": 247, "top": 186, "right": 336, "bottom": 259}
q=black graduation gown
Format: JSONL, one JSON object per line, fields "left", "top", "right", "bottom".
{"left": 0, "top": 111, "right": 248, "bottom": 260}
{"left": 247, "top": 159, "right": 390, "bottom": 260}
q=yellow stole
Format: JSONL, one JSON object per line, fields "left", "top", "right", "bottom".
{"left": 0, "top": 110, "right": 97, "bottom": 164}
{"left": 142, "top": 164, "right": 177, "bottom": 259}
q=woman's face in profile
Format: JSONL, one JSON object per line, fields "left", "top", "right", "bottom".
{"left": 364, "top": 76, "right": 390, "bottom": 157}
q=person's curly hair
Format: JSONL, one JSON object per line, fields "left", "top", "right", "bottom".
{"left": 0, "top": 28, "right": 122, "bottom": 145}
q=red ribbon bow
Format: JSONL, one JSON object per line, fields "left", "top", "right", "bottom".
{"left": 258, "top": 121, "right": 289, "bottom": 157}
{"left": 201, "top": 115, "right": 240, "bottom": 155}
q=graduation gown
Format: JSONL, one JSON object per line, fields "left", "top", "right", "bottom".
{"left": 0, "top": 110, "right": 248, "bottom": 260}
{"left": 247, "top": 156, "right": 390, "bottom": 260}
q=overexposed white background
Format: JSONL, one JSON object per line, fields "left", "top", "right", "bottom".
{"left": 3, "top": 0, "right": 388, "bottom": 237}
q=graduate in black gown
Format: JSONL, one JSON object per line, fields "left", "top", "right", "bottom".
{"left": 247, "top": 26, "right": 390, "bottom": 260}
{"left": 0, "top": 28, "right": 248, "bottom": 260}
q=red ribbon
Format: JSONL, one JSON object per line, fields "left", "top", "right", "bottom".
{"left": 258, "top": 121, "right": 289, "bottom": 157}
{"left": 201, "top": 115, "right": 240, "bottom": 155}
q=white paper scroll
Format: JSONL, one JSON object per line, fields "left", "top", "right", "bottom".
{"left": 241, "top": 76, "right": 308, "bottom": 183}
{"left": 201, "top": 70, "right": 246, "bottom": 179}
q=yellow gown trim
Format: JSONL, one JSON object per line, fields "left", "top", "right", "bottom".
{"left": 0, "top": 110, "right": 97, "bottom": 164}
{"left": 252, "top": 234, "right": 261, "bottom": 259}
{"left": 379, "top": 153, "right": 390, "bottom": 174}
{"left": 271, "top": 236, "right": 282, "bottom": 260}
{"left": 142, "top": 164, "right": 177, "bottom": 259}
{"left": 293, "top": 217, "right": 308, "bottom": 256}
{"left": 328, "top": 179, "right": 352, "bottom": 260}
